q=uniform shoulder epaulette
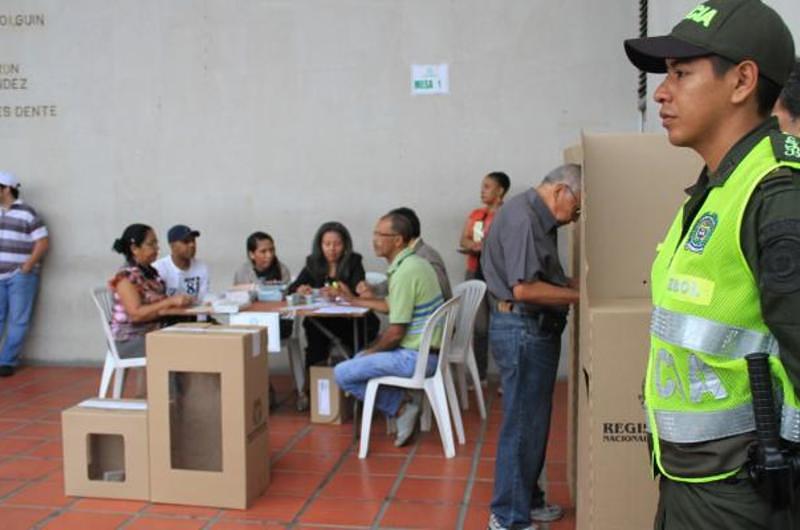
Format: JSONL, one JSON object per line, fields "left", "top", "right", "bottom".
{"left": 769, "top": 130, "right": 800, "bottom": 163}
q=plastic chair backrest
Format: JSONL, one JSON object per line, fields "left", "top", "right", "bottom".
{"left": 91, "top": 286, "right": 121, "bottom": 362}
{"left": 449, "top": 280, "right": 487, "bottom": 361}
{"left": 411, "top": 296, "right": 461, "bottom": 382}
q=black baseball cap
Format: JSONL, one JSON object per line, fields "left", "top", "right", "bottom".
{"left": 624, "top": 0, "right": 795, "bottom": 86}
{"left": 167, "top": 224, "right": 200, "bottom": 243}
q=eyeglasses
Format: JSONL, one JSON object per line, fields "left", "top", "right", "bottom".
{"left": 563, "top": 185, "right": 582, "bottom": 217}
{"left": 373, "top": 231, "right": 400, "bottom": 238}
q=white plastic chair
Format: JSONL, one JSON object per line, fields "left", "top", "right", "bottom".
{"left": 358, "top": 296, "right": 461, "bottom": 459}
{"left": 448, "top": 280, "right": 488, "bottom": 420}
{"left": 91, "top": 286, "right": 147, "bottom": 398}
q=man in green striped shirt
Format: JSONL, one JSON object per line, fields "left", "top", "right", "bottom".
{"left": 335, "top": 211, "right": 443, "bottom": 447}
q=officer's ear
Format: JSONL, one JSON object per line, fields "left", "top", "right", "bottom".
{"left": 729, "top": 60, "right": 759, "bottom": 107}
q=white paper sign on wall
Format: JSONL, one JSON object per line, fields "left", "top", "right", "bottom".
{"left": 411, "top": 64, "right": 449, "bottom": 95}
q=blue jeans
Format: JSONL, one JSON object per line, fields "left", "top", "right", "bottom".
{"left": 0, "top": 271, "right": 40, "bottom": 367}
{"left": 489, "top": 310, "right": 561, "bottom": 528}
{"left": 334, "top": 348, "right": 437, "bottom": 417}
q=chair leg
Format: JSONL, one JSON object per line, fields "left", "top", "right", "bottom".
{"left": 112, "top": 367, "right": 126, "bottom": 399}
{"left": 444, "top": 368, "right": 465, "bottom": 445}
{"left": 425, "top": 377, "right": 455, "bottom": 458}
{"left": 98, "top": 350, "right": 115, "bottom": 398}
{"left": 456, "top": 363, "right": 469, "bottom": 411}
{"left": 420, "top": 399, "right": 432, "bottom": 432}
{"left": 467, "top": 353, "right": 487, "bottom": 420}
{"left": 358, "top": 381, "right": 379, "bottom": 459}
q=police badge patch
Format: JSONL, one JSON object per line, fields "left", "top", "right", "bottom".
{"left": 685, "top": 212, "right": 718, "bottom": 254}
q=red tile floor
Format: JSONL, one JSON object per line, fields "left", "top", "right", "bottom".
{"left": 0, "top": 367, "right": 575, "bottom": 529}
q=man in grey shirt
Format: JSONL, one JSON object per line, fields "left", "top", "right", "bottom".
{"left": 481, "top": 164, "right": 581, "bottom": 530}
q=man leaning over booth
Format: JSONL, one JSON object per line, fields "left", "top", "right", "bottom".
{"left": 624, "top": 0, "right": 800, "bottom": 528}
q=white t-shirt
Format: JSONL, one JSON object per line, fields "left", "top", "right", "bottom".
{"left": 153, "top": 256, "right": 210, "bottom": 300}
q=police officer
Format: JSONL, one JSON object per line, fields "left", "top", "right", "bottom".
{"left": 624, "top": 0, "right": 800, "bottom": 528}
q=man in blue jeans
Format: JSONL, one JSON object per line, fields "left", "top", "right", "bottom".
{"left": 335, "top": 210, "right": 444, "bottom": 446}
{"left": 480, "top": 164, "right": 581, "bottom": 530}
{"left": 0, "top": 171, "right": 49, "bottom": 377}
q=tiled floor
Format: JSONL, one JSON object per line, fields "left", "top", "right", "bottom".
{"left": 0, "top": 366, "right": 575, "bottom": 529}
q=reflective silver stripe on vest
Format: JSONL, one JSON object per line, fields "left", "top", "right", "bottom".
{"left": 651, "top": 307, "right": 778, "bottom": 359}
{"left": 782, "top": 405, "right": 800, "bottom": 443}
{"left": 654, "top": 404, "right": 755, "bottom": 443}
{"left": 655, "top": 404, "right": 800, "bottom": 444}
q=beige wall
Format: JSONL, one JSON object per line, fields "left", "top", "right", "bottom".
{"left": 0, "top": 1, "right": 796, "bottom": 370}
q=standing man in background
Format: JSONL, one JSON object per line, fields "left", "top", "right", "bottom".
{"left": 153, "top": 224, "right": 209, "bottom": 302}
{"left": 624, "top": 0, "right": 800, "bottom": 527}
{"left": 774, "top": 59, "right": 800, "bottom": 135}
{"left": 481, "top": 164, "right": 581, "bottom": 530}
{"left": 0, "top": 171, "right": 49, "bottom": 377}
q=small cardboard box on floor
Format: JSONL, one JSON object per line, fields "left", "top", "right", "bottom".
{"left": 146, "top": 324, "right": 269, "bottom": 510}
{"left": 62, "top": 399, "right": 149, "bottom": 500}
{"left": 572, "top": 133, "right": 702, "bottom": 529}
{"left": 310, "top": 365, "right": 352, "bottom": 424}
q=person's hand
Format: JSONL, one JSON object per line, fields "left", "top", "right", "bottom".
{"left": 169, "top": 294, "right": 194, "bottom": 307}
{"left": 296, "top": 284, "right": 312, "bottom": 296}
{"left": 334, "top": 281, "right": 355, "bottom": 302}
{"left": 19, "top": 262, "right": 33, "bottom": 274}
{"left": 356, "top": 280, "right": 375, "bottom": 299}
{"left": 567, "top": 277, "right": 579, "bottom": 289}
{"left": 471, "top": 241, "right": 482, "bottom": 253}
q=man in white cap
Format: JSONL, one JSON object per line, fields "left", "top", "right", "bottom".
{"left": 0, "top": 171, "right": 49, "bottom": 377}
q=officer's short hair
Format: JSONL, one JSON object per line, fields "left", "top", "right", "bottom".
{"left": 541, "top": 163, "right": 582, "bottom": 193}
{"left": 778, "top": 59, "right": 800, "bottom": 121}
{"left": 709, "top": 55, "right": 782, "bottom": 118}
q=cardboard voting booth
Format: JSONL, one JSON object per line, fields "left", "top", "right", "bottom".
{"left": 62, "top": 399, "right": 150, "bottom": 500}
{"left": 569, "top": 133, "right": 703, "bottom": 529}
{"left": 146, "top": 324, "right": 270, "bottom": 509}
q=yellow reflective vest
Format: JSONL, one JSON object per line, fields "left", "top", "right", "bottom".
{"left": 647, "top": 135, "right": 800, "bottom": 483}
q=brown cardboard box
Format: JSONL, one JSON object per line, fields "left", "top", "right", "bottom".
{"left": 146, "top": 325, "right": 270, "bottom": 509}
{"left": 577, "top": 303, "right": 656, "bottom": 530}
{"left": 62, "top": 399, "right": 149, "bottom": 500}
{"left": 310, "top": 366, "right": 352, "bottom": 424}
{"left": 572, "top": 133, "right": 703, "bottom": 529}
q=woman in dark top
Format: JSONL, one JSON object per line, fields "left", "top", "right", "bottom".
{"left": 289, "top": 221, "right": 379, "bottom": 369}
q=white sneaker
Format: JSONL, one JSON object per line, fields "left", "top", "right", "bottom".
{"left": 394, "top": 401, "right": 420, "bottom": 447}
{"left": 487, "top": 512, "right": 536, "bottom": 530}
{"left": 530, "top": 503, "right": 563, "bottom": 522}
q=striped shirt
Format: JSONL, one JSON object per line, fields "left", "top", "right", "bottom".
{"left": 387, "top": 247, "right": 444, "bottom": 351}
{"left": 0, "top": 200, "right": 48, "bottom": 276}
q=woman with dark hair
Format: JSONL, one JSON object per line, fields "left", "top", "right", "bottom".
{"left": 233, "top": 231, "right": 291, "bottom": 285}
{"left": 459, "top": 171, "right": 511, "bottom": 384}
{"left": 289, "top": 221, "right": 379, "bottom": 378}
{"left": 109, "top": 224, "right": 192, "bottom": 359}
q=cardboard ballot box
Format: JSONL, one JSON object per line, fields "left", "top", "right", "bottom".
{"left": 146, "top": 324, "right": 269, "bottom": 509}
{"left": 310, "top": 366, "right": 352, "bottom": 424}
{"left": 62, "top": 399, "right": 149, "bottom": 501}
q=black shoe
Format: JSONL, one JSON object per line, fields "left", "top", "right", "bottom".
{"left": 0, "top": 365, "right": 14, "bottom": 377}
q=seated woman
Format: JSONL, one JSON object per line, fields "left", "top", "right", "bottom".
{"left": 109, "top": 224, "right": 193, "bottom": 359}
{"left": 233, "top": 231, "right": 293, "bottom": 339}
{"left": 233, "top": 231, "right": 291, "bottom": 286}
{"left": 289, "top": 221, "right": 379, "bottom": 367}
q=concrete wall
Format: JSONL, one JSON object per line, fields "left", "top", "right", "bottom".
{"left": 0, "top": 1, "right": 797, "bottom": 373}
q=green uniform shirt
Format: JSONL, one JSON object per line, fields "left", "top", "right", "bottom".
{"left": 659, "top": 117, "right": 800, "bottom": 476}
{"left": 387, "top": 246, "right": 444, "bottom": 351}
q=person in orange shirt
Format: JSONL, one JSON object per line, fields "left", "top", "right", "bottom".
{"left": 459, "top": 171, "right": 510, "bottom": 383}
